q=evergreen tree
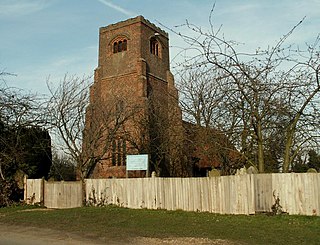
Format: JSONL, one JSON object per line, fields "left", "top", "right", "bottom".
{"left": 308, "top": 150, "right": 320, "bottom": 172}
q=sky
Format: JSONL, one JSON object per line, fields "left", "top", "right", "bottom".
{"left": 0, "top": 0, "right": 319, "bottom": 95}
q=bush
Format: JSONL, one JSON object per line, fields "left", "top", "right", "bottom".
{"left": 0, "top": 179, "right": 23, "bottom": 207}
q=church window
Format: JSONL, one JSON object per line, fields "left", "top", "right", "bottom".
{"left": 118, "top": 41, "right": 123, "bottom": 52}
{"left": 112, "top": 140, "right": 117, "bottom": 165}
{"left": 122, "top": 140, "right": 127, "bottom": 164}
{"left": 113, "top": 42, "right": 118, "bottom": 53}
{"left": 117, "top": 138, "right": 122, "bottom": 164}
{"left": 113, "top": 39, "right": 127, "bottom": 53}
{"left": 123, "top": 39, "right": 127, "bottom": 51}
{"left": 150, "top": 38, "right": 161, "bottom": 57}
{"left": 111, "top": 138, "right": 127, "bottom": 166}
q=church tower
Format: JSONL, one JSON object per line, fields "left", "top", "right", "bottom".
{"left": 84, "top": 16, "right": 183, "bottom": 178}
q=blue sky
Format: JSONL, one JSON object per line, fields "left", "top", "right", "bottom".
{"left": 0, "top": 0, "right": 319, "bottom": 95}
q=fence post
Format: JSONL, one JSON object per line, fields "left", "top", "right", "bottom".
{"left": 82, "top": 179, "right": 86, "bottom": 206}
{"left": 23, "top": 175, "right": 27, "bottom": 202}
{"left": 41, "top": 178, "right": 45, "bottom": 206}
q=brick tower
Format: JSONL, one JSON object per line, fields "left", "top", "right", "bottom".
{"left": 84, "top": 16, "right": 183, "bottom": 178}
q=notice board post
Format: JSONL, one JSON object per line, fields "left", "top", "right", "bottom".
{"left": 126, "top": 154, "right": 149, "bottom": 178}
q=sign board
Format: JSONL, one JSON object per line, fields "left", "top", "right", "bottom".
{"left": 126, "top": 154, "right": 148, "bottom": 171}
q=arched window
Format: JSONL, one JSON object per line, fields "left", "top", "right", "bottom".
{"left": 113, "top": 42, "right": 118, "bottom": 53}
{"left": 123, "top": 39, "right": 127, "bottom": 51}
{"left": 150, "top": 37, "right": 161, "bottom": 57}
{"left": 113, "top": 39, "right": 127, "bottom": 53}
{"left": 118, "top": 41, "right": 122, "bottom": 52}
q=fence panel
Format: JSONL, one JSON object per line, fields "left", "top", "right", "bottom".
{"left": 25, "top": 179, "right": 43, "bottom": 204}
{"left": 254, "top": 174, "right": 273, "bottom": 212}
{"left": 44, "top": 181, "right": 82, "bottom": 209}
{"left": 274, "top": 173, "right": 320, "bottom": 216}
{"left": 253, "top": 173, "right": 320, "bottom": 215}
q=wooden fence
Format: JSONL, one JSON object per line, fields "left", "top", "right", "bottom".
{"left": 25, "top": 180, "right": 82, "bottom": 209}
{"left": 25, "top": 173, "right": 320, "bottom": 216}
{"left": 85, "top": 175, "right": 255, "bottom": 214}
{"left": 254, "top": 173, "right": 320, "bottom": 216}
{"left": 24, "top": 178, "right": 44, "bottom": 205}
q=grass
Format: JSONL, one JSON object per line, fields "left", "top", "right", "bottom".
{"left": 1, "top": 205, "right": 320, "bottom": 244}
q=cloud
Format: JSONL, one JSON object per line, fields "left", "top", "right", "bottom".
{"left": 0, "top": 0, "right": 50, "bottom": 17}
{"left": 96, "top": 0, "right": 135, "bottom": 17}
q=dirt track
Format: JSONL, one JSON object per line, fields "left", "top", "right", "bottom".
{"left": 0, "top": 224, "right": 108, "bottom": 245}
{"left": 0, "top": 224, "right": 236, "bottom": 245}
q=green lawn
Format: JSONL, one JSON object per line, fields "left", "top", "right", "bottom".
{"left": 0, "top": 205, "right": 319, "bottom": 244}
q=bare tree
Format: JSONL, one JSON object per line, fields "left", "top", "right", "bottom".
{"left": 280, "top": 38, "right": 320, "bottom": 172}
{"left": 176, "top": 67, "right": 244, "bottom": 174}
{"left": 46, "top": 75, "right": 90, "bottom": 179}
{"left": 177, "top": 67, "right": 226, "bottom": 127}
{"left": 83, "top": 94, "right": 140, "bottom": 178}
{"left": 171, "top": 9, "right": 320, "bottom": 173}
{"left": 46, "top": 74, "right": 143, "bottom": 179}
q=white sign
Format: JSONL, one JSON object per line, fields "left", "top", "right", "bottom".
{"left": 126, "top": 154, "right": 148, "bottom": 171}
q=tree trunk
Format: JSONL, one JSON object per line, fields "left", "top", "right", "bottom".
{"left": 283, "top": 129, "right": 293, "bottom": 173}
{"left": 283, "top": 83, "right": 320, "bottom": 172}
{"left": 257, "top": 122, "right": 265, "bottom": 173}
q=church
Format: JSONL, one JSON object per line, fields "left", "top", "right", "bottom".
{"left": 83, "top": 16, "right": 239, "bottom": 179}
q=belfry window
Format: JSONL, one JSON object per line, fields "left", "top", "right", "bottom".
{"left": 113, "top": 39, "right": 127, "bottom": 53}
{"left": 150, "top": 37, "right": 161, "bottom": 57}
{"left": 122, "top": 39, "right": 127, "bottom": 51}
{"left": 113, "top": 42, "right": 118, "bottom": 53}
{"left": 118, "top": 41, "right": 123, "bottom": 52}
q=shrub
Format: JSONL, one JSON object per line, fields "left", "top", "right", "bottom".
{"left": 0, "top": 179, "right": 23, "bottom": 207}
